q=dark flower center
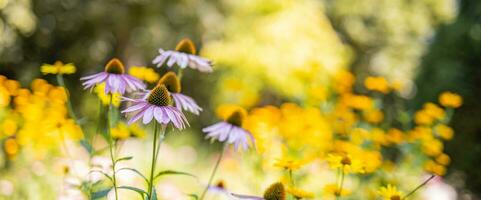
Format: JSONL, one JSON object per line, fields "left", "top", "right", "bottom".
{"left": 104, "top": 58, "right": 125, "bottom": 74}
{"left": 147, "top": 84, "right": 171, "bottom": 106}
{"left": 341, "top": 156, "right": 352, "bottom": 165}
{"left": 226, "top": 110, "right": 245, "bottom": 127}
{"left": 175, "top": 38, "right": 197, "bottom": 55}
{"left": 263, "top": 182, "right": 285, "bottom": 200}
{"left": 391, "top": 195, "right": 401, "bottom": 200}
{"left": 215, "top": 181, "right": 225, "bottom": 189}
{"left": 158, "top": 72, "right": 181, "bottom": 93}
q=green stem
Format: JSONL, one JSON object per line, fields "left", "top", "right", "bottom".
{"left": 336, "top": 166, "right": 345, "bottom": 200}
{"left": 107, "top": 94, "right": 119, "bottom": 200}
{"left": 199, "top": 144, "right": 226, "bottom": 200}
{"left": 289, "top": 169, "right": 295, "bottom": 187}
{"left": 402, "top": 175, "right": 435, "bottom": 200}
{"left": 56, "top": 74, "right": 78, "bottom": 122}
{"left": 148, "top": 122, "right": 165, "bottom": 199}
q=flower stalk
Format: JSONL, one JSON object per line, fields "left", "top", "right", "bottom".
{"left": 199, "top": 144, "right": 227, "bottom": 200}
{"left": 147, "top": 122, "right": 166, "bottom": 199}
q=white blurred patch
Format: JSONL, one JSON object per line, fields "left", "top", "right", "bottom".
{"left": 422, "top": 177, "right": 457, "bottom": 200}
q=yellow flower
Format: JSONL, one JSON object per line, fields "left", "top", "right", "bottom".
{"left": 274, "top": 158, "right": 304, "bottom": 171}
{"left": 45, "top": 118, "right": 84, "bottom": 141}
{"left": 386, "top": 128, "right": 404, "bottom": 145}
{"left": 436, "top": 153, "right": 451, "bottom": 166}
{"left": 333, "top": 70, "right": 355, "bottom": 94}
{"left": 94, "top": 83, "right": 121, "bottom": 107}
{"left": 434, "top": 124, "right": 454, "bottom": 140}
{"left": 4, "top": 138, "right": 19, "bottom": 159}
{"left": 439, "top": 91, "right": 462, "bottom": 108}
{"left": 326, "top": 153, "right": 364, "bottom": 173}
{"left": 286, "top": 187, "right": 314, "bottom": 199}
{"left": 422, "top": 139, "right": 443, "bottom": 156}
{"left": 364, "top": 76, "right": 390, "bottom": 93}
{"left": 111, "top": 123, "right": 130, "bottom": 140}
{"left": 40, "top": 61, "right": 76, "bottom": 75}
{"left": 378, "top": 184, "right": 402, "bottom": 200}
{"left": 128, "top": 124, "right": 145, "bottom": 138}
{"left": 364, "top": 109, "right": 384, "bottom": 124}
{"left": 342, "top": 94, "right": 373, "bottom": 111}
{"left": 0, "top": 86, "right": 9, "bottom": 107}
{"left": 2, "top": 119, "right": 17, "bottom": 136}
{"left": 323, "top": 184, "right": 351, "bottom": 198}
{"left": 128, "top": 66, "right": 160, "bottom": 83}
{"left": 424, "top": 160, "right": 446, "bottom": 176}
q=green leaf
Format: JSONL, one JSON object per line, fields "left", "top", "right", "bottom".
{"left": 187, "top": 194, "right": 199, "bottom": 200}
{"left": 118, "top": 186, "right": 148, "bottom": 199}
{"left": 91, "top": 188, "right": 112, "bottom": 199}
{"left": 116, "top": 167, "right": 148, "bottom": 183}
{"left": 151, "top": 188, "right": 157, "bottom": 200}
{"left": 154, "top": 170, "right": 197, "bottom": 180}
{"left": 115, "top": 156, "right": 133, "bottom": 163}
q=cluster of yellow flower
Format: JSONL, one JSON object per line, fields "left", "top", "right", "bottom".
{"left": 240, "top": 70, "right": 461, "bottom": 199}
{"left": 0, "top": 76, "right": 82, "bottom": 160}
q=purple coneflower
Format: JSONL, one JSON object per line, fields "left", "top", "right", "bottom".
{"left": 202, "top": 107, "right": 254, "bottom": 151}
{"left": 157, "top": 71, "right": 202, "bottom": 115}
{"left": 81, "top": 58, "right": 145, "bottom": 94}
{"left": 152, "top": 38, "right": 213, "bottom": 73}
{"left": 121, "top": 84, "right": 189, "bottom": 129}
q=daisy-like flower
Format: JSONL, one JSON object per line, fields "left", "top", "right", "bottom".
{"left": 156, "top": 72, "right": 202, "bottom": 115}
{"left": 121, "top": 84, "right": 188, "bottom": 129}
{"left": 152, "top": 38, "right": 213, "bottom": 73}
{"left": 40, "top": 61, "right": 76, "bottom": 75}
{"left": 378, "top": 184, "right": 402, "bottom": 200}
{"left": 202, "top": 106, "right": 254, "bottom": 151}
{"left": 81, "top": 58, "right": 145, "bottom": 94}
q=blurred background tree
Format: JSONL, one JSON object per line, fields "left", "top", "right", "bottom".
{"left": 413, "top": 0, "right": 481, "bottom": 195}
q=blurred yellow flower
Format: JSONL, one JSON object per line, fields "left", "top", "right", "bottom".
{"left": 435, "top": 124, "right": 454, "bottom": 140}
{"left": 111, "top": 123, "right": 130, "bottom": 140}
{"left": 364, "top": 76, "right": 390, "bottom": 93}
{"left": 439, "top": 91, "right": 462, "bottom": 108}
{"left": 436, "top": 153, "right": 451, "bottom": 166}
{"left": 326, "top": 154, "right": 364, "bottom": 174}
{"left": 95, "top": 83, "right": 121, "bottom": 107}
{"left": 378, "top": 184, "right": 402, "bottom": 200}
{"left": 128, "top": 66, "right": 160, "bottom": 83}
{"left": 422, "top": 139, "right": 443, "bottom": 156}
{"left": 342, "top": 94, "right": 373, "bottom": 111}
{"left": 286, "top": 187, "right": 314, "bottom": 199}
{"left": 2, "top": 119, "right": 17, "bottom": 136}
{"left": 424, "top": 160, "right": 446, "bottom": 176}
{"left": 40, "top": 61, "right": 76, "bottom": 75}
{"left": 364, "top": 109, "right": 384, "bottom": 124}
{"left": 4, "top": 138, "right": 19, "bottom": 159}
{"left": 323, "top": 183, "right": 351, "bottom": 198}
{"left": 274, "top": 158, "right": 304, "bottom": 171}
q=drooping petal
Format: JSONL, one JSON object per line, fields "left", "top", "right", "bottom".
{"left": 142, "top": 106, "right": 154, "bottom": 124}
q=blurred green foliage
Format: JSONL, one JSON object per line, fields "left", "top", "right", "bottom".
{"left": 414, "top": 0, "right": 481, "bottom": 194}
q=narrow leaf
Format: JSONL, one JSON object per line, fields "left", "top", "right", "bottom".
{"left": 187, "top": 194, "right": 199, "bottom": 200}
{"left": 115, "top": 156, "right": 133, "bottom": 163}
{"left": 154, "top": 170, "right": 197, "bottom": 180}
{"left": 91, "top": 188, "right": 112, "bottom": 199}
{"left": 118, "top": 186, "right": 148, "bottom": 199}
